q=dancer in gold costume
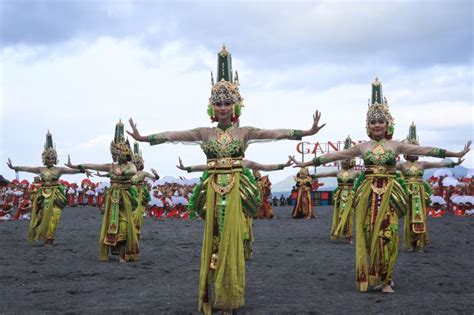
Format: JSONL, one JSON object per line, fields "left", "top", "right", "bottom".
{"left": 312, "top": 135, "right": 360, "bottom": 242}
{"left": 128, "top": 46, "right": 324, "bottom": 312}
{"left": 130, "top": 142, "right": 159, "bottom": 239}
{"left": 177, "top": 156, "right": 293, "bottom": 260}
{"left": 67, "top": 120, "right": 139, "bottom": 262}
{"left": 291, "top": 167, "right": 316, "bottom": 219}
{"left": 291, "top": 78, "right": 470, "bottom": 293}
{"left": 397, "top": 122, "right": 464, "bottom": 252}
{"left": 7, "top": 131, "right": 89, "bottom": 245}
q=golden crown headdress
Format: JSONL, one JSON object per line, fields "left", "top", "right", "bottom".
{"left": 208, "top": 45, "right": 243, "bottom": 122}
{"left": 343, "top": 134, "right": 356, "bottom": 167}
{"left": 405, "top": 122, "right": 419, "bottom": 145}
{"left": 366, "top": 77, "right": 395, "bottom": 137}
{"left": 132, "top": 141, "right": 144, "bottom": 170}
{"left": 42, "top": 130, "right": 58, "bottom": 164}
{"left": 110, "top": 120, "right": 133, "bottom": 159}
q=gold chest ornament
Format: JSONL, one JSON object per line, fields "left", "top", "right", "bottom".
{"left": 216, "top": 127, "right": 233, "bottom": 151}
{"left": 44, "top": 169, "right": 53, "bottom": 180}
{"left": 408, "top": 163, "right": 419, "bottom": 174}
{"left": 372, "top": 142, "right": 385, "bottom": 155}
{"left": 340, "top": 170, "right": 350, "bottom": 181}
{"left": 113, "top": 165, "right": 122, "bottom": 176}
{"left": 370, "top": 140, "right": 387, "bottom": 163}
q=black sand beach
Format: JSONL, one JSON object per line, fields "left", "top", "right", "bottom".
{"left": 1, "top": 206, "right": 473, "bottom": 313}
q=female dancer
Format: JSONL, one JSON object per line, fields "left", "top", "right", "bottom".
{"left": 291, "top": 78, "right": 470, "bottom": 293}
{"left": 128, "top": 46, "right": 324, "bottom": 313}
{"left": 177, "top": 156, "right": 293, "bottom": 260}
{"left": 66, "top": 120, "right": 139, "bottom": 262}
{"left": 398, "top": 122, "right": 464, "bottom": 252}
{"left": 130, "top": 142, "right": 159, "bottom": 238}
{"left": 6, "top": 131, "right": 89, "bottom": 245}
{"left": 291, "top": 166, "right": 317, "bottom": 219}
{"left": 311, "top": 135, "right": 360, "bottom": 242}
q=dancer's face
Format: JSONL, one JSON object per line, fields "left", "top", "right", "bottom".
{"left": 44, "top": 156, "right": 56, "bottom": 167}
{"left": 368, "top": 118, "right": 387, "bottom": 140}
{"left": 213, "top": 100, "right": 233, "bottom": 122}
{"left": 118, "top": 154, "right": 128, "bottom": 164}
{"left": 112, "top": 153, "right": 118, "bottom": 163}
{"left": 405, "top": 155, "right": 418, "bottom": 162}
{"left": 341, "top": 160, "right": 351, "bottom": 169}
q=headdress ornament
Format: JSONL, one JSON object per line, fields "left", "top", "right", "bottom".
{"left": 132, "top": 141, "right": 144, "bottom": 170}
{"left": 208, "top": 45, "right": 243, "bottom": 122}
{"left": 366, "top": 77, "right": 395, "bottom": 138}
{"left": 344, "top": 135, "right": 353, "bottom": 150}
{"left": 42, "top": 130, "right": 58, "bottom": 165}
{"left": 299, "top": 167, "right": 309, "bottom": 176}
{"left": 110, "top": 119, "right": 133, "bottom": 160}
{"left": 406, "top": 122, "right": 419, "bottom": 145}
{"left": 343, "top": 135, "right": 356, "bottom": 167}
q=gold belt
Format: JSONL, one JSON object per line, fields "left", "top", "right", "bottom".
{"left": 338, "top": 184, "right": 353, "bottom": 188}
{"left": 406, "top": 176, "right": 423, "bottom": 183}
{"left": 364, "top": 165, "right": 396, "bottom": 176}
{"left": 110, "top": 180, "right": 131, "bottom": 188}
{"left": 207, "top": 157, "right": 243, "bottom": 171}
{"left": 42, "top": 182, "right": 59, "bottom": 187}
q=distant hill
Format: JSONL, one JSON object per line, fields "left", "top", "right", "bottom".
{"left": 272, "top": 162, "right": 472, "bottom": 194}
{"left": 272, "top": 170, "right": 338, "bottom": 193}
{"left": 423, "top": 161, "right": 470, "bottom": 180}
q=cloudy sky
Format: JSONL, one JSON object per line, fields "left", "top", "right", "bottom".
{"left": 1, "top": 0, "right": 472, "bottom": 184}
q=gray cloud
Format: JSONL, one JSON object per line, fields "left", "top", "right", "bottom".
{"left": 1, "top": 1, "right": 472, "bottom": 70}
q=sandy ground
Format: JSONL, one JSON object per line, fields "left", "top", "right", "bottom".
{"left": 1, "top": 205, "right": 473, "bottom": 314}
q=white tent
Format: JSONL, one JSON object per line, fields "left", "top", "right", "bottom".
{"left": 442, "top": 176, "right": 459, "bottom": 187}
{"left": 434, "top": 168, "right": 453, "bottom": 178}
{"left": 430, "top": 195, "right": 446, "bottom": 205}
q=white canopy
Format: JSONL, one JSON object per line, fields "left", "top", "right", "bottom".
{"left": 442, "top": 176, "right": 459, "bottom": 187}
{"left": 433, "top": 168, "right": 453, "bottom": 178}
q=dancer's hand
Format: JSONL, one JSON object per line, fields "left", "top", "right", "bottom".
{"left": 303, "top": 110, "right": 326, "bottom": 136}
{"left": 6, "top": 158, "right": 14, "bottom": 170}
{"left": 283, "top": 156, "right": 294, "bottom": 168}
{"left": 127, "top": 118, "right": 147, "bottom": 142}
{"left": 458, "top": 140, "right": 471, "bottom": 157}
{"left": 151, "top": 168, "right": 160, "bottom": 180}
{"left": 288, "top": 155, "right": 306, "bottom": 168}
{"left": 454, "top": 157, "right": 464, "bottom": 166}
{"left": 176, "top": 157, "right": 186, "bottom": 170}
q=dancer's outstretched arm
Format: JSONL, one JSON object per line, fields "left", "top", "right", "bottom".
{"left": 176, "top": 157, "right": 293, "bottom": 173}
{"left": 397, "top": 141, "right": 471, "bottom": 159}
{"left": 422, "top": 157, "right": 464, "bottom": 169}
{"left": 243, "top": 157, "right": 293, "bottom": 171}
{"left": 290, "top": 144, "right": 362, "bottom": 168}
{"left": 65, "top": 155, "right": 111, "bottom": 172}
{"left": 6, "top": 158, "right": 41, "bottom": 174}
{"left": 128, "top": 118, "right": 205, "bottom": 145}
{"left": 176, "top": 157, "right": 208, "bottom": 173}
{"left": 245, "top": 110, "right": 325, "bottom": 141}
{"left": 139, "top": 169, "right": 160, "bottom": 180}
{"left": 311, "top": 170, "right": 338, "bottom": 178}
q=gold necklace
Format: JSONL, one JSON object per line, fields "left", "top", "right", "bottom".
{"left": 216, "top": 126, "right": 233, "bottom": 146}
{"left": 408, "top": 162, "right": 419, "bottom": 174}
{"left": 371, "top": 140, "right": 386, "bottom": 155}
